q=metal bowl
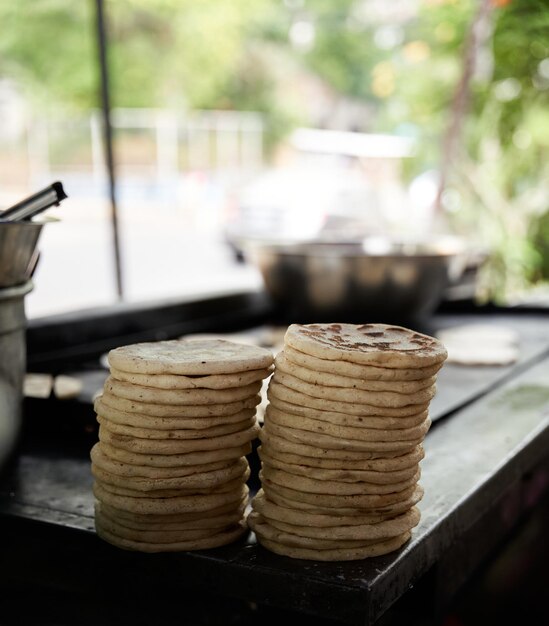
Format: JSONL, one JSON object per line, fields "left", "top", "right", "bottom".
{"left": 246, "top": 236, "right": 467, "bottom": 323}
{"left": 0, "top": 220, "right": 45, "bottom": 288}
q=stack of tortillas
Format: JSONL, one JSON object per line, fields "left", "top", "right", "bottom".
{"left": 249, "top": 323, "right": 447, "bottom": 561}
{"left": 91, "top": 339, "right": 273, "bottom": 552}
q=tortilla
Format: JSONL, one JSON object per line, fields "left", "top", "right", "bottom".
{"left": 258, "top": 446, "right": 419, "bottom": 484}
{"left": 253, "top": 533, "right": 411, "bottom": 561}
{"left": 97, "top": 501, "right": 246, "bottom": 532}
{"left": 265, "top": 482, "right": 424, "bottom": 517}
{"left": 93, "top": 481, "right": 248, "bottom": 514}
{"left": 249, "top": 516, "right": 411, "bottom": 560}
{"left": 262, "top": 421, "right": 422, "bottom": 453}
{"left": 96, "top": 414, "right": 255, "bottom": 440}
{"left": 268, "top": 380, "right": 429, "bottom": 417}
{"left": 284, "top": 344, "right": 443, "bottom": 380}
{"left": 91, "top": 456, "right": 249, "bottom": 492}
{"left": 104, "top": 377, "right": 261, "bottom": 406}
{"left": 100, "top": 390, "right": 261, "bottom": 417}
{"left": 275, "top": 351, "right": 436, "bottom": 392}
{"left": 98, "top": 423, "right": 260, "bottom": 455}
{"left": 110, "top": 366, "right": 273, "bottom": 390}
{"left": 91, "top": 443, "right": 236, "bottom": 479}
{"left": 260, "top": 464, "right": 420, "bottom": 496}
{"left": 252, "top": 490, "right": 419, "bottom": 531}
{"left": 99, "top": 498, "right": 247, "bottom": 525}
{"left": 260, "top": 473, "right": 417, "bottom": 508}
{"left": 259, "top": 438, "right": 424, "bottom": 471}
{"left": 95, "top": 471, "right": 248, "bottom": 498}
{"left": 96, "top": 518, "right": 248, "bottom": 552}
{"left": 250, "top": 502, "right": 420, "bottom": 540}
{"left": 248, "top": 512, "right": 385, "bottom": 549}
{"left": 99, "top": 441, "right": 252, "bottom": 468}
{"left": 96, "top": 504, "right": 239, "bottom": 542}
{"left": 285, "top": 323, "right": 447, "bottom": 368}
{"left": 108, "top": 339, "right": 273, "bottom": 375}
{"left": 267, "top": 395, "right": 428, "bottom": 430}
{"left": 273, "top": 369, "right": 437, "bottom": 407}
{"left": 437, "top": 324, "right": 519, "bottom": 366}
{"left": 265, "top": 405, "right": 431, "bottom": 443}
{"left": 94, "top": 397, "right": 256, "bottom": 430}
{"left": 259, "top": 426, "right": 418, "bottom": 461}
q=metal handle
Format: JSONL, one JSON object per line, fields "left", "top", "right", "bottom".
{"left": 0, "top": 182, "right": 68, "bottom": 222}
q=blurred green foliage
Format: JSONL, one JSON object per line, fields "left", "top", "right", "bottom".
{"left": 0, "top": 2, "right": 95, "bottom": 109}
{"left": 0, "top": 0, "right": 298, "bottom": 148}
{"left": 460, "top": 0, "right": 549, "bottom": 300}
{"left": 0, "top": 0, "right": 548, "bottom": 301}
{"left": 287, "top": 0, "right": 549, "bottom": 301}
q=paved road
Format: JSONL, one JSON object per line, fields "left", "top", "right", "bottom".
{"left": 26, "top": 198, "right": 261, "bottom": 319}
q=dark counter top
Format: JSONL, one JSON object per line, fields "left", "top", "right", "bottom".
{"left": 2, "top": 305, "right": 549, "bottom": 625}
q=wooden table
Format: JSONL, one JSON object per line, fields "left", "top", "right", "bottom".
{"left": 2, "top": 309, "right": 549, "bottom": 625}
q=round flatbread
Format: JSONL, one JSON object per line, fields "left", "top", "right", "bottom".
{"left": 272, "top": 370, "right": 437, "bottom": 408}
{"left": 95, "top": 472, "right": 248, "bottom": 498}
{"left": 110, "top": 366, "right": 273, "bottom": 390}
{"left": 97, "top": 501, "right": 246, "bottom": 532}
{"left": 258, "top": 447, "right": 419, "bottom": 484}
{"left": 437, "top": 324, "right": 520, "bottom": 366}
{"left": 96, "top": 414, "right": 256, "bottom": 440}
{"left": 260, "top": 464, "right": 420, "bottom": 496}
{"left": 92, "top": 457, "right": 249, "bottom": 492}
{"left": 98, "top": 519, "right": 236, "bottom": 543}
{"left": 268, "top": 380, "right": 428, "bottom": 417}
{"left": 93, "top": 481, "right": 248, "bottom": 514}
{"left": 98, "top": 423, "right": 260, "bottom": 455}
{"left": 249, "top": 516, "right": 411, "bottom": 560}
{"left": 260, "top": 473, "right": 416, "bottom": 508}
{"left": 262, "top": 421, "right": 422, "bottom": 453}
{"left": 99, "top": 441, "right": 252, "bottom": 468}
{"left": 254, "top": 533, "right": 411, "bottom": 561}
{"left": 99, "top": 498, "right": 247, "bottom": 525}
{"left": 95, "top": 518, "right": 248, "bottom": 552}
{"left": 91, "top": 442, "right": 236, "bottom": 478}
{"left": 248, "top": 512, "right": 385, "bottom": 549}
{"left": 100, "top": 391, "right": 261, "bottom": 417}
{"left": 284, "top": 345, "right": 443, "bottom": 380}
{"left": 260, "top": 440, "right": 424, "bottom": 471}
{"left": 259, "top": 426, "right": 417, "bottom": 461}
{"left": 94, "top": 397, "right": 255, "bottom": 430}
{"left": 259, "top": 424, "right": 413, "bottom": 460}
{"left": 264, "top": 483, "right": 424, "bottom": 517}
{"left": 275, "top": 352, "right": 436, "bottom": 392}
{"left": 96, "top": 504, "right": 240, "bottom": 542}
{"left": 252, "top": 490, "right": 418, "bottom": 531}
{"left": 265, "top": 405, "right": 431, "bottom": 443}
{"left": 108, "top": 339, "right": 274, "bottom": 376}
{"left": 267, "top": 395, "right": 428, "bottom": 430}
{"left": 251, "top": 502, "right": 420, "bottom": 541}
{"left": 285, "top": 323, "right": 447, "bottom": 368}
{"left": 104, "top": 377, "right": 262, "bottom": 406}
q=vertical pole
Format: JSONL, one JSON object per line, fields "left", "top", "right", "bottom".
{"left": 95, "top": 0, "right": 123, "bottom": 298}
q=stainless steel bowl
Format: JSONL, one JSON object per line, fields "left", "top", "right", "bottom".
{"left": 0, "top": 220, "right": 45, "bottom": 288}
{"left": 246, "top": 236, "right": 467, "bottom": 323}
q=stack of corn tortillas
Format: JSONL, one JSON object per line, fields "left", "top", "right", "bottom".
{"left": 249, "top": 323, "right": 447, "bottom": 561}
{"left": 91, "top": 339, "right": 273, "bottom": 552}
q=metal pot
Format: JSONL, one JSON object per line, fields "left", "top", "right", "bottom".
{"left": 0, "top": 281, "right": 33, "bottom": 468}
{"left": 246, "top": 236, "right": 467, "bottom": 323}
{"left": 0, "top": 220, "right": 45, "bottom": 288}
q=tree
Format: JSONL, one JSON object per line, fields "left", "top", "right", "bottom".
{"left": 0, "top": 0, "right": 274, "bottom": 110}
{"left": 282, "top": 0, "right": 549, "bottom": 301}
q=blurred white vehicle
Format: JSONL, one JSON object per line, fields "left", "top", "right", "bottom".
{"left": 224, "top": 128, "right": 416, "bottom": 259}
